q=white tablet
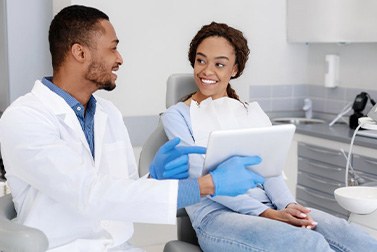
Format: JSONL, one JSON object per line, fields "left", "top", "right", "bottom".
{"left": 202, "top": 124, "right": 296, "bottom": 177}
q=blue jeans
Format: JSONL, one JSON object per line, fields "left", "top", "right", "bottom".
{"left": 192, "top": 207, "right": 377, "bottom": 252}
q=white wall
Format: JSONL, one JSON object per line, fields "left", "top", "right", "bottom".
{"left": 306, "top": 43, "right": 377, "bottom": 89}
{"left": 65, "top": 0, "right": 308, "bottom": 116}
{"left": 49, "top": 1, "right": 377, "bottom": 116}
{"left": 0, "top": 0, "right": 52, "bottom": 112}
{"left": 0, "top": 0, "right": 9, "bottom": 111}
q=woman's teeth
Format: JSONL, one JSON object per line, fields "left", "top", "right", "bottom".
{"left": 201, "top": 79, "right": 217, "bottom": 85}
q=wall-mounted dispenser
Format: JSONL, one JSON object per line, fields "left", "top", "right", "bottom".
{"left": 324, "top": 54, "right": 339, "bottom": 88}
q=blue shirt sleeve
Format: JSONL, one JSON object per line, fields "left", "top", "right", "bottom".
{"left": 264, "top": 175, "right": 296, "bottom": 209}
{"left": 177, "top": 178, "right": 201, "bottom": 209}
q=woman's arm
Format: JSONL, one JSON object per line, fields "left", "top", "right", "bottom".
{"left": 161, "top": 103, "right": 269, "bottom": 215}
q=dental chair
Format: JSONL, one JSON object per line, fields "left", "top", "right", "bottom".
{"left": 138, "top": 73, "right": 202, "bottom": 252}
{"left": 0, "top": 193, "right": 49, "bottom": 252}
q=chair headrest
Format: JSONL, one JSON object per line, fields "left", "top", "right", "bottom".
{"left": 166, "top": 73, "right": 197, "bottom": 108}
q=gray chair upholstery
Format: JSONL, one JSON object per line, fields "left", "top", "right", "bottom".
{"left": 138, "top": 73, "right": 202, "bottom": 252}
{"left": 165, "top": 73, "right": 197, "bottom": 108}
{"left": 138, "top": 73, "right": 197, "bottom": 176}
{"left": 0, "top": 193, "right": 49, "bottom": 252}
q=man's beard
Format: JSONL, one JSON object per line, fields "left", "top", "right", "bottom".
{"left": 85, "top": 60, "right": 116, "bottom": 91}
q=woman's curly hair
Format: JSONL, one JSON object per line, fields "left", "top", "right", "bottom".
{"left": 187, "top": 22, "right": 250, "bottom": 101}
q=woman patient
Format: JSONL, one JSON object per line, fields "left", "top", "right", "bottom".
{"left": 161, "top": 22, "right": 377, "bottom": 251}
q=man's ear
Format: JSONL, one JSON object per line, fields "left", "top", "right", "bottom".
{"left": 71, "top": 43, "right": 89, "bottom": 63}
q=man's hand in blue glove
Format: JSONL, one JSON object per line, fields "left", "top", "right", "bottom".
{"left": 209, "top": 156, "right": 264, "bottom": 196}
{"left": 150, "top": 137, "right": 206, "bottom": 179}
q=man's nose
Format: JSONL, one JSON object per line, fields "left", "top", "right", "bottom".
{"left": 117, "top": 51, "right": 123, "bottom": 65}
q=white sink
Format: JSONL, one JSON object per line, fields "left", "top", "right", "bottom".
{"left": 334, "top": 186, "right": 377, "bottom": 215}
{"left": 272, "top": 117, "right": 326, "bottom": 125}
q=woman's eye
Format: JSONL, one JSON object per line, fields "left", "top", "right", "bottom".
{"left": 196, "top": 59, "right": 205, "bottom": 64}
{"left": 217, "top": 63, "right": 225, "bottom": 68}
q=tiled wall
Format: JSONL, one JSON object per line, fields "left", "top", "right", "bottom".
{"left": 249, "top": 84, "right": 377, "bottom": 115}
{"left": 125, "top": 85, "right": 377, "bottom": 148}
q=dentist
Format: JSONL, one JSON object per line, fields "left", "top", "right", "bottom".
{"left": 0, "top": 5, "right": 263, "bottom": 252}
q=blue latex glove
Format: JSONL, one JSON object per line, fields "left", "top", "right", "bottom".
{"left": 150, "top": 138, "right": 206, "bottom": 179}
{"left": 210, "top": 156, "right": 264, "bottom": 196}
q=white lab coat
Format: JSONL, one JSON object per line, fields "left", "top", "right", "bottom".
{"left": 0, "top": 80, "right": 178, "bottom": 251}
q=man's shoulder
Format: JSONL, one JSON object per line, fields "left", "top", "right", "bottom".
{"left": 0, "top": 92, "right": 50, "bottom": 133}
{"left": 4, "top": 92, "right": 40, "bottom": 112}
{"left": 4, "top": 80, "right": 51, "bottom": 112}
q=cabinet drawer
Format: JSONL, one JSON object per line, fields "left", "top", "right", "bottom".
{"left": 353, "top": 154, "right": 377, "bottom": 176}
{"left": 296, "top": 185, "right": 349, "bottom": 216}
{"left": 298, "top": 158, "right": 345, "bottom": 183}
{"left": 297, "top": 171, "right": 344, "bottom": 194}
{"left": 298, "top": 142, "right": 346, "bottom": 167}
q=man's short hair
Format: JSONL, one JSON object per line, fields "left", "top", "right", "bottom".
{"left": 49, "top": 5, "right": 109, "bottom": 70}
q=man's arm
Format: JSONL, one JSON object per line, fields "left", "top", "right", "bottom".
{"left": 150, "top": 138, "right": 264, "bottom": 208}
{"left": 0, "top": 102, "right": 179, "bottom": 224}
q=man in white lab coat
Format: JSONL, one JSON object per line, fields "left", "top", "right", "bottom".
{"left": 0, "top": 5, "right": 263, "bottom": 251}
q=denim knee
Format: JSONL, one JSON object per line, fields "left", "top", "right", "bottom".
{"left": 288, "top": 229, "right": 332, "bottom": 252}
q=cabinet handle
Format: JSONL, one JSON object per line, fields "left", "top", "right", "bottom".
{"left": 300, "top": 187, "right": 336, "bottom": 202}
{"left": 304, "top": 145, "right": 342, "bottom": 156}
{"left": 308, "top": 161, "right": 343, "bottom": 172}
{"left": 303, "top": 174, "right": 343, "bottom": 187}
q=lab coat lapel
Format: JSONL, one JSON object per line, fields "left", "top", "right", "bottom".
{"left": 61, "top": 113, "right": 91, "bottom": 154}
{"left": 93, "top": 103, "right": 108, "bottom": 169}
{"left": 31, "top": 80, "right": 92, "bottom": 154}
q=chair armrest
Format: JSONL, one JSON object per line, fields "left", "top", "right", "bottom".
{"left": 176, "top": 208, "right": 199, "bottom": 246}
{"left": 176, "top": 208, "right": 189, "bottom": 218}
{"left": 163, "top": 240, "right": 202, "bottom": 252}
{"left": 0, "top": 217, "right": 49, "bottom": 252}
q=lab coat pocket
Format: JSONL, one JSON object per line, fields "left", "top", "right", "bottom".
{"left": 101, "top": 141, "right": 129, "bottom": 178}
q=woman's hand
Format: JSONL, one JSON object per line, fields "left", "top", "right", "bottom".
{"left": 260, "top": 203, "right": 317, "bottom": 229}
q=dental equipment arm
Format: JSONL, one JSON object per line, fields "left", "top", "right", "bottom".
{"left": 329, "top": 102, "right": 353, "bottom": 127}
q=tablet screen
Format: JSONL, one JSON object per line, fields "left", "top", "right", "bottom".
{"left": 202, "top": 124, "right": 296, "bottom": 177}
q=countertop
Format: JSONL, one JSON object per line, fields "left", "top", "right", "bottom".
{"left": 284, "top": 121, "right": 377, "bottom": 149}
